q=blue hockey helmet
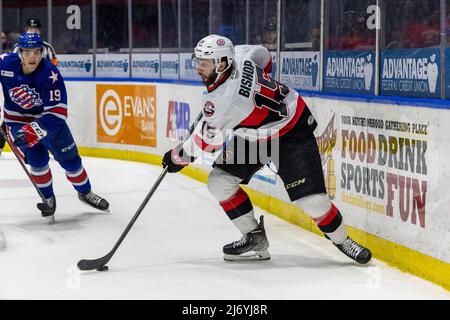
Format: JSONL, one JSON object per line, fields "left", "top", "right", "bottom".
{"left": 18, "top": 33, "right": 43, "bottom": 50}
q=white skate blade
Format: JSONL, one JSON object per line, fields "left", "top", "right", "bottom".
{"left": 224, "top": 250, "right": 271, "bottom": 262}
{"left": 46, "top": 216, "right": 56, "bottom": 225}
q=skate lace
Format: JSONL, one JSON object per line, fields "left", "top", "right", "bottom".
{"left": 233, "top": 235, "right": 250, "bottom": 249}
{"left": 340, "top": 238, "right": 363, "bottom": 258}
{"left": 86, "top": 192, "right": 102, "bottom": 205}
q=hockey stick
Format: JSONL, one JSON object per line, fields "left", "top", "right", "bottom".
{"left": 0, "top": 125, "right": 52, "bottom": 212}
{"left": 77, "top": 111, "right": 203, "bottom": 271}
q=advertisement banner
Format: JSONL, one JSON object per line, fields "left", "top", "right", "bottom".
{"left": 96, "top": 84, "right": 157, "bottom": 147}
{"left": 446, "top": 48, "right": 450, "bottom": 99}
{"left": 58, "top": 54, "right": 93, "bottom": 78}
{"left": 132, "top": 53, "right": 160, "bottom": 79}
{"left": 161, "top": 54, "right": 179, "bottom": 80}
{"left": 96, "top": 54, "right": 130, "bottom": 78}
{"left": 308, "top": 98, "right": 450, "bottom": 263}
{"left": 324, "top": 50, "right": 375, "bottom": 94}
{"left": 280, "top": 51, "right": 320, "bottom": 90}
{"left": 166, "top": 99, "right": 191, "bottom": 142}
{"left": 179, "top": 53, "right": 200, "bottom": 81}
{"left": 380, "top": 48, "right": 441, "bottom": 99}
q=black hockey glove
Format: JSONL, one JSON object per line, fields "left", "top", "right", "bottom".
{"left": 162, "top": 146, "right": 189, "bottom": 173}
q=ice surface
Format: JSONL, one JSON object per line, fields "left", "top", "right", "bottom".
{"left": 0, "top": 153, "right": 448, "bottom": 299}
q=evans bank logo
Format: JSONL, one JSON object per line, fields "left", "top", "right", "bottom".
{"left": 98, "top": 87, "right": 156, "bottom": 137}
{"left": 99, "top": 89, "right": 122, "bottom": 136}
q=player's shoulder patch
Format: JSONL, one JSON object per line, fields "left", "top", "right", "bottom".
{"left": 0, "top": 52, "right": 20, "bottom": 64}
{"left": 0, "top": 53, "right": 9, "bottom": 61}
{"left": 40, "top": 60, "right": 61, "bottom": 82}
{"left": 1, "top": 70, "right": 14, "bottom": 77}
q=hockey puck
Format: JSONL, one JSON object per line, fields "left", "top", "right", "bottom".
{"left": 96, "top": 265, "right": 109, "bottom": 272}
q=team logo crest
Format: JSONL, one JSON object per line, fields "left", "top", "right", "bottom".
{"left": 9, "top": 85, "right": 43, "bottom": 109}
{"left": 203, "top": 101, "right": 215, "bottom": 117}
{"left": 216, "top": 39, "right": 225, "bottom": 46}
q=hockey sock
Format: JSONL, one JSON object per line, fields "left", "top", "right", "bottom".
{"left": 31, "top": 165, "right": 54, "bottom": 199}
{"left": 219, "top": 187, "right": 258, "bottom": 234}
{"left": 314, "top": 203, "right": 347, "bottom": 244}
{"left": 60, "top": 156, "right": 91, "bottom": 194}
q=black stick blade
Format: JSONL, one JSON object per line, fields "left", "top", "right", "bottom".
{"left": 77, "top": 255, "right": 110, "bottom": 271}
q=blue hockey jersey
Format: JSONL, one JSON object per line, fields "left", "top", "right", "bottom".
{"left": 0, "top": 53, "right": 67, "bottom": 134}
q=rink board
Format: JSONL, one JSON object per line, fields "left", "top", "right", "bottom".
{"left": 1, "top": 80, "right": 449, "bottom": 290}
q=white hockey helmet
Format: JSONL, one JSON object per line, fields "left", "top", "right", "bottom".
{"left": 194, "top": 34, "right": 234, "bottom": 70}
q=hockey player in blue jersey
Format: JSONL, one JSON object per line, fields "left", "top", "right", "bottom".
{"left": 0, "top": 33, "right": 109, "bottom": 224}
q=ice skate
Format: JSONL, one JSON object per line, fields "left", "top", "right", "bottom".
{"left": 37, "top": 196, "right": 56, "bottom": 225}
{"left": 78, "top": 191, "right": 110, "bottom": 212}
{"left": 334, "top": 236, "right": 372, "bottom": 264}
{"left": 223, "top": 216, "right": 270, "bottom": 261}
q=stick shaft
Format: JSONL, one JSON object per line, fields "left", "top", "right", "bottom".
{"left": 78, "top": 111, "right": 203, "bottom": 269}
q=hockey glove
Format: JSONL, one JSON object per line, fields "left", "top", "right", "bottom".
{"left": 14, "top": 122, "right": 48, "bottom": 148}
{"left": 162, "top": 145, "right": 190, "bottom": 173}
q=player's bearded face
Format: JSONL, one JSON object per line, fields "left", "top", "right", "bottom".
{"left": 195, "top": 58, "right": 218, "bottom": 86}
{"left": 21, "top": 48, "right": 43, "bottom": 72}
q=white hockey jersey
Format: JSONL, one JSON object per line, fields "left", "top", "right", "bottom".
{"left": 182, "top": 45, "right": 311, "bottom": 159}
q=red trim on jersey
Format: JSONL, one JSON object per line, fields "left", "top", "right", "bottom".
{"left": 263, "top": 58, "right": 273, "bottom": 74}
{"left": 260, "top": 85, "right": 276, "bottom": 100}
{"left": 239, "top": 106, "right": 270, "bottom": 127}
{"left": 4, "top": 113, "right": 36, "bottom": 123}
{"left": 219, "top": 188, "right": 249, "bottom": 212}
{"left": 253, "top": 96, "right": 306, "bottom": 142}
{"left": 194, "top": 134, "right": 223, "bottom": 152}
{"left": 207, "top": 69, "right": 232, "bottom": 93}
{"left": 45, "top": 107, "right": 68, "bottom": 118}
{"left": 317, "top": 204, "right": 339, "bottom": 227}
{"left": 32, "top": 171, "right": 53, "bottom": 184}
{"left": 66, "top": 169, "right": 88, "bottom": 184}
{"left": 276, "top": 96, "right": 306, "bottom": 138}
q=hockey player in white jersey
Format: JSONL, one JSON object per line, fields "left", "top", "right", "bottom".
{"left": 162, "top": 35, "right": 372, "bottom": 264}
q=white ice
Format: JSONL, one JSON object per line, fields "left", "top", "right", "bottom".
{"left": 0, "top": 153, "right": 449, "bottom": 300}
